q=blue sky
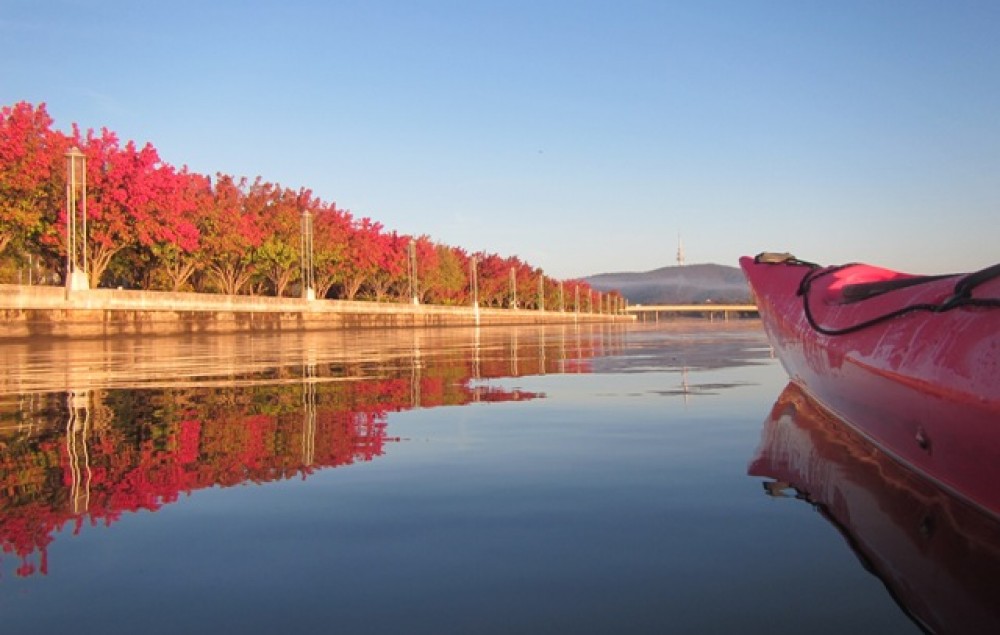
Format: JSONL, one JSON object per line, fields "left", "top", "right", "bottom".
{"left": 3, "top": 0, "right": 998, "bottom": 278}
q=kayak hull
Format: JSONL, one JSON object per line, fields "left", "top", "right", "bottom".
{"left": 740, "top": 255, "right": 1000, "bottom": 517}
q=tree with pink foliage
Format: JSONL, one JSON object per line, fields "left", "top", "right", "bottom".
{"left": 0, "top": 102, "right": 65, "bottom": 260}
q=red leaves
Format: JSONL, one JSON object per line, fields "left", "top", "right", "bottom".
{"left": 0, "top": 102, "right": 58, "bottom": 189}
{"left": 2, "top": 101, "right": 601, "bottom": 301}
{"left": 0, "top": 101, "right": 66, "bottom": 254}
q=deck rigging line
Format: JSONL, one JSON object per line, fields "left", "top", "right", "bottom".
{"left": 753, "top": 253, "right": 1000, "bottom": 337}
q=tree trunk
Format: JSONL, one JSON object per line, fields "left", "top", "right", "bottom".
{"left": 207, "top": 262, "right": 254, "bottom": 295}
{"left": 87, "top": 243, "right": 124, "bottom": 288}
{"left": 166, "top": 259, "right": 198, "bottom": 291}
{"left": 343, "top": 275, "right": 363, "bottom": 300}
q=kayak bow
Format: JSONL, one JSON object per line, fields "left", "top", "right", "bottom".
{"left": 740, "top": 253, "right": 1000, "bottom": 517}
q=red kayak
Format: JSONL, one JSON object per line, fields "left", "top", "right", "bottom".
{"left": 740, "top": 253, "right": 1000, "bottom": 517}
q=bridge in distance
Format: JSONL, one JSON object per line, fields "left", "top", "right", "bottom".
{"left": 625, "top": 304, "right": 758, "bottom": 322}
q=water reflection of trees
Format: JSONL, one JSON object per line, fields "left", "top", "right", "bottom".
{"left": 0, "top": 326, "right": 621, "bottom": 577}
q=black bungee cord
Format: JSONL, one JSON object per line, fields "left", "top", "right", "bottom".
{"left": 753, "top": 253, "right": 1000, "bottom": 337}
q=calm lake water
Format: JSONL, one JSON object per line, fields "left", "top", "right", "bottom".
{"left": 1, "top": 323, "right": 996, "bottom": 634}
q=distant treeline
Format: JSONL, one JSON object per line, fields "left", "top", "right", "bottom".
{"left": 0, "top": 102, "right": 616, "bottom": 308}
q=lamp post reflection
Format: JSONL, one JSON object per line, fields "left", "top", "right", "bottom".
{"left": 66, "top": 390, "right": 91, "bottom": 514}
{"left": 301, "top": 355, "right": 317, "bottom": 467}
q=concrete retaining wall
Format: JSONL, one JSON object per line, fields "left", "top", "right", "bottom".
{"left": 0, "top": 284, "right": 633, "bottom": 339}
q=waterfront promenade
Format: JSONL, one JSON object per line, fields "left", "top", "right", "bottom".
{"left": 0, "top": 284, "right": 633, "bottom": 339}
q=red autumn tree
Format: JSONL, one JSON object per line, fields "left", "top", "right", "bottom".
{"left": 563, "top": 279, "right": 595, "bottom": 312}
{"left": 364, "top": 230, "right": 408, "bottom": 302}
{"left": 408, "top": 235, "right": 439, "bottom": 303}
{"left": 0, "top": 102, "right": 66, "bottom": 258}
{"left": 149, "top": 169, "right": 211, "bottom": 291}
{"left": 254, "top": 184, "right": 306, "bottom": 297}
{"left": 200, "top": 174, "right": 265, "bottom": 294}
{"left": 474, "top": 252, "right": 513, "bottom": 308}
{"left": 339, "top": 217, "right": 385, "bottom": 301}
{"left": 311, "top": 203, "right": 351, "bottom": 299}
{"left": 419, "top": 243, "right": 466, "bottom": 305}
{"left": 65, "top": 127, "right": 198, "bottom": 287}
{"left": 511, "top": 261, "right": 542, "bottom": 309}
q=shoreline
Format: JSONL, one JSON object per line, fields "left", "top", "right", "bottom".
{"left": 0, "top": 283, "right": 633, "bottom": 340}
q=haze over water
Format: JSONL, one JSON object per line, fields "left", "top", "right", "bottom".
{"left": 1, "top": 323, "right": 992, "bottom": 634}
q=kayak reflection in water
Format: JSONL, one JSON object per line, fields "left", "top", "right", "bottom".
{"left": 749, "top": 383, "right": 1000, "bottom": 635}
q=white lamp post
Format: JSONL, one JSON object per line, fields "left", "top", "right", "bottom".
{"left": 300, "top": 208, "right": 315, "bottom": 300}
{"left": 509, "top": 267, "right": 517, "bottom": 309}
{"left": 470, "top": 256, "right": 480, "bottom": 324}
{"left": 408, "top": 238, "right": 419, "bottom": 305}
{"left": 470, "top": 256, "right": 479, "bottom": 308}
{"left": 65, "top": 146, "right": 89, "bottom": 292}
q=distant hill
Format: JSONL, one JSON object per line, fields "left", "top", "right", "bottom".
{"left": 585, "top": 263, "right": 751, "bottom": 305}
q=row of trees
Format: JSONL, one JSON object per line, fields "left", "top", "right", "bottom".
{"left": 1, "top": 101, "right": 621, "bottom": 309}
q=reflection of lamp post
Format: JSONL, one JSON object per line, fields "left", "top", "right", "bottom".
{"left": 65, "top": 146, "right": 89, "bottom": 292}
{"left": 300, "top": 208, "right": 315, "bottom": 300}
{"left": 408, "top": 238, "right": 419, "bottom": 305}
{"left": 66, "top": 389, "right": 91, "bottom": 514}
{"left": 301, "top": 363, "right": 316, "bottom": 466}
